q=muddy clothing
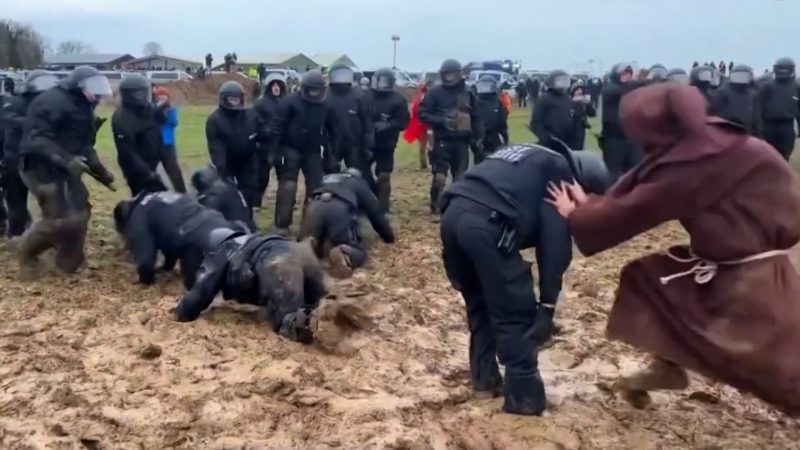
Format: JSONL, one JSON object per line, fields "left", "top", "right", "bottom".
{"left": 175, "top": 233, "right": 326, "bottom": 342}
{"left": 530, "top": 89, "right": 573, "bottom": 149}
{"left": 440, "top": 144, "right": 574, "bottom": 415}
{"left": 2, "top": 94, "right": 33, "bottom": 236}
{"left": 476, "top": 93, "right": 509, "bottom": 163}
{"left": 571, "top": 83, "right": 800, "bottom": 415}
{"left": 368, "top": 89, "right": 409, "bottom": 211}
{"left": 205, "top": 107, "right": 260, "bottom": 208}
{"left": 252, "top": 81, "right": 285, "bottom": 207}
{"left": 18, "top": 86, "right": 113, "bottom": 273}
{"left": 601, "top": 81, "right": 647, "bottom": 182}
{"left": 327, "top": 85, "right": 374, "bottom": 169}
{"left": 112, "top": 104, "right": 168, "bottom": 196}
{"left": 714, "top": 83, "right": 757, "bottom": 133}
{"left": 300, "top": 172, "right": 395, "bottom": 270}
{"left": 755, "top": 79, "right": 800, "bottom": 160}
{"left": 270, "top": 92, "right": 339, "bottom": 229}
{"left": 195, "top": 176, "right": 256, "bottom": 232}
{"left": 119, "top": 191, "right": 235, "bottom": 288}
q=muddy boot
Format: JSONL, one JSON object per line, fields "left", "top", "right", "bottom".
{"left": 429, "top": 173, "right": 447, "bottom": 215}
{"left": 54, "top": 214, "right": 88, "bottom": 274}
{"left": 615, "top": 358, "right": 689, "bottom": 409}
{"left": 377, "top": 172, "right": 392, "bottom": 213}
{"left": 161, "top": 149, "right": 187, "bottom": 193}
{"left": 274, "top": 180, "right": 298, "bottom": 232}
{"left": 328, "top": 245, "right": 354, "bottom": 279}
{"left": 17, "top": 220, "right": 56, "bottom": 281}
{"left": 418, "top": 144, "right": 428, "bottom": 170}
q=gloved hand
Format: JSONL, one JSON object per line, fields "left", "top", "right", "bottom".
{"left": 65, "top": 156, "right": 90, "bottom": 176}
{"left": 526, "top": 306, "right": 555, "bottom": 347}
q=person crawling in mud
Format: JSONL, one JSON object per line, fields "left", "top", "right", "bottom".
{"left": 174, "top": 230, "right": 326, "bottom": 343}
{"left": 439, "top": 142, "right": 609, "bottom": 416}
{"left": 113, "top": 191, "right": 242, "bottom": 288}
{"left": 191, "top": 165, "right": 257, "bottom": 232}
{"left": 548, "top": 82, "right": 800, "bottom": 415}
{"left": 298, "top": 168, "right": 395, "bottom": 278}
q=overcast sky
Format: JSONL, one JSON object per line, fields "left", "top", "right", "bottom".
{"left": 5, "top": 0, "right": 798, "bottom": 73}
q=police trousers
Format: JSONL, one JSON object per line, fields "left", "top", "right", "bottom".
{"left": 602, "top": 137, "right": 642, "bottom": 183}
{"left": 762, "top": 120, "right": 796, "bottom": 161}
{"left": 300, "top": 195, "right": 366, "bottom": 269}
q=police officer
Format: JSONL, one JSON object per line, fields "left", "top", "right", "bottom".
{"left": 326, "top": 63, "right": 374, "bottom": 174}
{"left": 359, "top": 77, "right": 370, "bottom": 91}
{"left": 667, "top": 68, "right": 690, "bottom": 84}
{"left": 690, "top": 65, "right": 716, "bottom": 108}
{"left": 18, "top": 66, "right": 115, "bottom": 276}
{"left": 112, "top": 74, "right": 168, "bottom": 196}
{"left": 439, "top": 143, "right": 609, "bottom": 415}
{"left": 113, "top": 190, "right": 242, "bottom": 288}
{"left": 756, "top": 57, "right": 800, "bottom": 160}
{"left": 205, "top": 81, "right": 260, "bottom": 210}
{"left": 1, "top": 71, "right": 56, "bottom": 238}
{"left": 191, "top": 165, "right": 257, "bottom": 232}
{"left": 367, "top": 68, "right": 410, "bottom": 212}
{"left": 252, "top": 73, "right": 287, "bottom": 209}
{"left": 531, "top": 70, "right": 573, "bottom": 149}
{"left": 175, "top": 231, "right": 326, "bottom": 343}
{"left": 714, "top": 64, "right": 757, "bottom": 133}
{"left": 419, "top": 59, "right": 484, "bottom": 214}
{"left": 587, "top": 76, "right": 603, "bottom": 110}
{"left": 567, "top": 83, "right": 596, "bottom": 150}
{"left": 299, "top": 168, "right": 395, "bottom": 279}
{"left": 474, "top": 74, "right": 509, "bottom": 162}
{"left": 270, "top": 70, "right": 339, "bottom": 235}
{"left": 600, "top": 62, "right": 646, "bottom": 182}
{"left": 647, "top": 64, "right": 669, "bottom": 82}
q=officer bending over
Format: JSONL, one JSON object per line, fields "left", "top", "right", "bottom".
{"left": 191, "top": 165, "right": 256, "bottom": 232}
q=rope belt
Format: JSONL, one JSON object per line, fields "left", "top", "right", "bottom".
{"left": 660, "top": 248, "right": 791, "bottom": 285}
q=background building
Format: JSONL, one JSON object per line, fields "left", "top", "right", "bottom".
{"left": 43, "top": 53, "right": 135, "bottom": 70}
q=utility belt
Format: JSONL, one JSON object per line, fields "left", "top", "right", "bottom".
{"left": 448, "top": 195, "right": 517, "bottom": 255}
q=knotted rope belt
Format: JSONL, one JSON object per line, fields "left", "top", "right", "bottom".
{"left": 660, "top": 248, "right": 792, "bottom": 285}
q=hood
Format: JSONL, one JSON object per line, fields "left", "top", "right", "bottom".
{"left": 264, "top": 73, "right": 287, "bottom": 97}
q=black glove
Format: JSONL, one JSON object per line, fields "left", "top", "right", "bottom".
{"left": 526, "top": 306, "right": 555, "bottom": 347}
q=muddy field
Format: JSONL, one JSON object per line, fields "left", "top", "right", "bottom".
{"left": 2, "top": 106, "right": 800, "bottom": 449}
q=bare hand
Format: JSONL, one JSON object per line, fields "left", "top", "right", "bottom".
{"left": 567, "top": 182, "right": 588, "bottom": 205}
{"left": 546, "top": 182, "right": 577, "bottom": 218}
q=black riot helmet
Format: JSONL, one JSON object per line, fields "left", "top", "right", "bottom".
{"left": 118, "top": 74, "right": 152, "bottom": 108}
{"left": 371, "top": 68, "right": 396, "bottom": 92}
{"left": 300, "top": 69, "right": 327, "bottom": 103}
{"left": 329, "top": 63, "right": 355, "bottom": 85}
{"left": 475, "top": 74, "right": 499, "bottom": 95}
{"left": 609, "top": 62, "right": 635, "bottom": 84}
{"left": 60, "top": 65, "right": 112, "bottom": 102}
{"left": 729, "top": 64, "right": 754, "bottom": 86}
{"left": 667, "top": 68, "right": 689, "bottom": 84}
{"left": 219, "top": 81, "right": 245, "bottom": 110}
{"left": 647, "top": 64, "right": 669, "bottom": 81}
{"left": 439, "top": 58, "right": 463, "bottom": 87}
{"left": 191, "top": 164, "right": 219, "bottom": 193}
{"left": 773, "top": 57, "right": 796, "bottom": 80}
{"left": 23, "top": 70, "right": 59, "bottom": 95}
{"left": 690, "top": 65, "right": 714, "bottom": 87}
{"left": 548, "top": 138, "right": 610, "bottom": 194}
{"left": 545, "top": 69, "right": 571, "bottom": 92}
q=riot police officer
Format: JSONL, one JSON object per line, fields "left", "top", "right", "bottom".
{"left": 600, "top": 62, "right": 647, "bottom": 182}
{"left": 252, "top": 72, "right": 287, "bottom": 209}
{"left": 439, "top": 143, "right": 609, "bottom": 415}
{"left": 667, "top": 68, "right": 690, "bottom": 84}
{"left": 473, "top": 74, "right": 508, "bottom": 164}
{"left": 419, "top": 59, "right": 484, "bottom": 214}
{"left": 531, "top": 70, "right": 573, "bottom": 150}
{"left": 112, "top": 74, "right": 168, "bottom": 196}
{"left": 714, "top": 64, "right": 757, "bottom": 133}
{"left": 205, "top": 81, "right": 260, "bottom": 212}
{"left": 647, "top": 64, "right": 669, "bottom": 82}
{"left": 191, "top": 165, "right": 257, "bottom": 232}
{"left": 18, "top": 66, "right": 115, "bottom": 276}
{"left": 366, "top": 68, "right": 410, "bottom": 212}
{"left": 326, "top": 63, "right": 373, "bottom": 173}
{"left": 270, "top": 70, "right": 339, "bottom": 234}
{"left": 756, "top": 57, "right": 800, "bottom": 160}
{"left": 690, "top": 65, "right": 716, "bottom": 108}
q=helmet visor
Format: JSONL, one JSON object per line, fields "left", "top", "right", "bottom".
{"left": 29, "top": 74, "right": 59, "bottom": 92}
{"left": 329, "top": 68, "right": 354, "bottom": 84}
{"left": 304, "top": 87, "right": 326, "bottom": 102}
{"left": 374, "top": 74, "right": 393, "bottom": 90}
{"left": 552, "top": 75, "right": 571, "bottom": 90}
{"left": 648, "top": 68, "right": 668, "bottom": 80}
{"left": 441, "top": 71, "right": 461, "bottom": 85}
{"left": 729, "top": 71, "right": 753, "bottom": 85}
{"left": 78, "top": 75, "right": 113, "bottom": 97}
{"left": 476, "top": 80, "right": 496, "bottom": 94}
{"left": 696, "top": 69, "right": 713, "bottom": 82}
{"left": 669, "top": 73, "right": 689, "bottom": 84}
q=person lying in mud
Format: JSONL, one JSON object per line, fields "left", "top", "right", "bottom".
{"left": 439, "top": 142, "right": 609, "bottom": 416}
{"left": 298, "top": 168, "right": 395, "bottom": 278}
{"left": 191, "top": 165, "right": 257, "bottom": 232}
{"left": 113, "top": 191, "right": 243, "bottom": 288}
{"left": 174, "top": 230, "right": 326, "bottom": 343}
{"left": 547, "top": 82, "right": 800, "bottom": 415}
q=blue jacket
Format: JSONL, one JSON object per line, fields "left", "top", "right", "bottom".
{"left": 161, "top": 106, "right": 178, "bottom": 145}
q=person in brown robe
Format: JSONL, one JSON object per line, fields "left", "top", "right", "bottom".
{"left": 547, "top": 82, "right": 800, "bottom": 415}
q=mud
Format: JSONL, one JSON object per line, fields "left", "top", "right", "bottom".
{"left": 1, "top": 169, "right": 799, "bottom": 449}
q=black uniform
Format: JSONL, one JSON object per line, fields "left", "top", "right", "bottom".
{"left": 175, "top": 233, "right": 326, "bottom": 343}
{"left": 18, "top": 68, "right": 115, "bottom": 274}
{"left": 587, "top": 77, "right": 603, "bottom": 110}
{"left": 270, "top": 91, "right": 339, "bottom": 231}
{"left": 531, "top": 88, "right": 573, "bottom": 149}
{"left": 113, "top": 191, "right": 237, "bottom": 288}
{"left": 205, "top": 107, "right": 260, "bottom": 207}
{"left": 112, "top": 102, "right": 168, "bottom": 196}
{"left": 567, "top": 87, "right": 596, "bottom": 150}
{"left": 600, "top": 73, "right": 646, "bottom": 182}
{"left": 299, "top": 171, "right": 395, "bottom": 277}
{"left": 515, "top": 82, "right": 528, "bottom": 108}
{"left": 439, "top": 144, "right": 575, "bottom": 416}
{"left": 756, "top": 79, "right": 799, "bottom": 160}
{"left": 326, "top": 84, "right": 374, "bottom": 172}
{"left": 367, "top": 88, "right": 409, "bottom": 212}
{"left": 714, "top": 82, "right": 757, "bottom": 133}
{"left": 1, "top": 94, "right": 34, "bottom": 237}
{"left": 475, "top": 91, "right": 509, "bottom": 161}
{"left": 192, "top": 166, "right": 256, "bottom": 232}
{"left": 252, "top": 74, "right": 287, "bottom": 208}
{"left": 419, "top": 82, "right": 484, "bottom": 212}
{"left": 527, "top": 78, "right": 540, "bottom": 103}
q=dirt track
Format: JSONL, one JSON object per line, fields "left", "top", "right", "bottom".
{"left": 1, "top": 167, "right": 799, "bottom": 450}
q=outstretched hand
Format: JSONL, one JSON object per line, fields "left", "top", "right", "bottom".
{"left": 546, "top": 181, "right": 578, "bottom": 219}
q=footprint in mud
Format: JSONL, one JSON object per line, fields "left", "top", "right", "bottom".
{"left": 311, "top": 298, "right": 373, "bottom": 355}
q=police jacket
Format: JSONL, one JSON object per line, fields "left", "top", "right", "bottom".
{"left": 197, "top": 178, "right": 257, "bottom": 232}
{"left": 756, "top": 79, "right": 800, "bottom": 122}
{"left": 531, "top": 89, "right": 573, "bottom": 146}
{"left": 112, "top": 105, "right": 165, "bottom": 183}
{"left": 368, "top": 90, "right": 410, "bottom": 149}
{"left": 419, "top": 82, "right": 484, "bottom": 142}
{"left": 313, "top": 173, "right": 395, "bottom": 243}
{"left": 327, "top": 85, "right": 374, "bottom": 150}
{"left": 2, "top": 94, "right": 34, "bottom": 170}
{"left": 205, "top": 108, "right": 260, "bottom": 176}
{"left": 22, "top": 85, "right": 98, "bottom": 161}
{"left": 476, "top": 93, "right": 509, "bottom": 138}
{"left": 270, "top": 92, "right": 339, "bottom": 153}
{"left": 601, "top": 80, "right": 647, "bottom": 138}
{"left": 441, "top": 144, "right": 574, "bottom": 304}
{"left": 713, "top": 83, "right": 757, "bottom": 133}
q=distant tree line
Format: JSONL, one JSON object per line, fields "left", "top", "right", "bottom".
{"left": 0, "top": 19, "right": 46, "bottom": 68}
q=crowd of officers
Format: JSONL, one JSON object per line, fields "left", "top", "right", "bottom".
{"left": 0, "top": 56, "right": 797, "bottom": 417}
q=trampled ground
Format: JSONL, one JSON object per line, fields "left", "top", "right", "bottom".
{"left": 1, "top": 105, "right": 799, "bottom": 449}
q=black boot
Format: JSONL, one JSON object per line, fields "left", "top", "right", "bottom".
{"left": 429, "top": 173, "right": 446, "bottom": 215}
{"left": 274, "top": 180, "right": 298, "bottom": 234}
{"left": 377, "top": 172, "right": 391, "bottom": 213}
